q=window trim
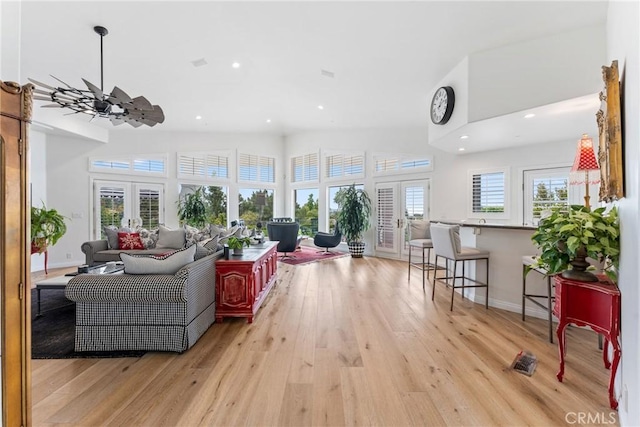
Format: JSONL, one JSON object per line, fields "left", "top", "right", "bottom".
{"left": 467, "top": 167, "right": 510, "bottom": 219}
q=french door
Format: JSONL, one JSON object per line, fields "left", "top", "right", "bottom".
{"left": 93, "top": 180, "right": 164, "bottom": 238}
{"left": 375, "top": 180, "right": 430, "bottom": 258}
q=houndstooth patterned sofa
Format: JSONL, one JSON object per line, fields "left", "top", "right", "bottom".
{"left": 65, "top": 250, "right": 222, "bottom": 353}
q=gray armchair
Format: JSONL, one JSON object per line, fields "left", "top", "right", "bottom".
{"left": 314, "top": 224, "right": 342, "bottom": 254}
{"left": 267, "top": 221, "right": 301, "bottom": 259}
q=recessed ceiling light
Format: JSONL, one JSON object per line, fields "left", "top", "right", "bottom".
{"left": 458, "top": 147, "right": 466, "bottom": 152}
{"left": 460, "top": 135, "right": 469, "bottom": 140}
{"left": 195, "top": 115, "right": 202, "bottom": 120}
{"left": 524, "top": 113, "right": 535, "bottom": 119}
{"left": 232, "top": 62, "right": 241, "bottom": 69}
{"left": 318, "top": 105, "right": 324, "bottom": 110}
{"left": 266, "top": 119, "right": 271, "bottom": 123}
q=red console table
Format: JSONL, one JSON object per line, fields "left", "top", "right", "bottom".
{"left": 215, "top": 241, "right": 278, "bottom": 323}
{"left": 553, "top": 275, "right": 621, "bottom": 409}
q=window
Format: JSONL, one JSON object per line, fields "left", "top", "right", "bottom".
{"left": 90, "top": 156, "right": 167, "bottom": 177}
{"left": 239, "top": 188, "right": 274, "bottom": 229}
{"left": 469, "top": 168, "right": 509, "bottom": 217}
{"left": 294, "top": 188, "right": 319, "bottom": 235}
{"left": 328, "top": 184, "right": 364, "bottom": 233}
{"left": 238, "top": 153, "right": 275, "bottom": 183}
{"left": 179, "top": 184, "right": 228, "bottom": 226}
{"left": 523, "top": 167, "right": 570, "bottom": 226}
{"left": 291, "top": 153, "right": 319, "bottom": 183}
{"left": 324, "top": 152, "right": 365, "bottom": 179}
{"left": 373, "top": 155, "right": 433, "bottom": 175}
{"left": 177, "top": 152, "right": 230, "bottom": 181}
{"left": 93, "top": 180, "right": 164, "bottom": 238}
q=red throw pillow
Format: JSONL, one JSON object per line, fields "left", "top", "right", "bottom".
{"left": 118, "top": 232, "right": 144, "bottom": 250}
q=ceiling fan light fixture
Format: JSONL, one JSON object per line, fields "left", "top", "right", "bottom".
{"left": 29, "top": 25, "right": 164, "bottom": 128}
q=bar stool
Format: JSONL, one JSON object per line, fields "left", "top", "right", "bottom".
{"left": 522, "top": 255, "right": 555, "bottom": 343}
{"left": 430, "top": 223, "right": 490, "bottom": 311}
{"left": 407, "top": 220, "right": 434, "bottom": 290}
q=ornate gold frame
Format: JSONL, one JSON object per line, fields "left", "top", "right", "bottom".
{"left": 597, "top": 60, "right": 624, "bottom": 202}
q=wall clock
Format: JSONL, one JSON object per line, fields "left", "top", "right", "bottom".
{"left": 430, "top": 86, "right": 455, "bottom": 125}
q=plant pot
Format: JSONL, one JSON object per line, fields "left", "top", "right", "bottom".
{"left": 347, "top": 242, "right": 365, "bottom": 258}
{"left": 561, "top": 245, "right": 599, "bottom": 282}
{"left": 232, "top": 248, "right": 244, "bottom": 256}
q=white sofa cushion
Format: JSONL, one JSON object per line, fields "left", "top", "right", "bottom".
{"left": 120, "top": 244, "right": 196, "bottom": 275}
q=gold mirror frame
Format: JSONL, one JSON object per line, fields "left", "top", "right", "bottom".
{"left": 597, "top": 60, "right": 624, "bottom": 202}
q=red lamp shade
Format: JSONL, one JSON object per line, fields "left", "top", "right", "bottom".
{"left": 570, "top": 134, "right": 600, "bottom": 185}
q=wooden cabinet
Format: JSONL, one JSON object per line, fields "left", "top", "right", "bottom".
{"left": 1, "top": 80, "right": 33, "bottom": 426}
{"left": 554, "top": 275, "right": 621, "bottom": 409}
{"left": 215, "top": 241, "right": 278, "bottom": 323}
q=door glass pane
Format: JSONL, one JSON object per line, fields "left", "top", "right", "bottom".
{"left": 137, "top": 187, "right": 161, "bottom": 230}
{"left": 376, "top": 187, "right": 395, "bottom": 249}
{"left": 99, "top": 186, "right": 125, "bottom": 237}
{"left": 404, "top": 185, "right": 425, "bottom": 249}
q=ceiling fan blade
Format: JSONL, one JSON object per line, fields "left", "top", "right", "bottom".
{"left": 82, "top": 78, "right": 104, "bottom": 99}
{"left": 49, "top": 75, "right": 74, "bottom": 89}
{"left": 33, "top": 95, "right": 54, "bottom": 101}
{"left": 28, "top": 78, "right": 58, "bottom": 91}
{"left": 41, "top": 104, "right": 66, "bottom": 108}
{"left": 110, "top": 86, "right": 134, "bottom": 105}
{"left": 33, "top": 88, "right": 54, "bottom": 96}
{"left": 109, "top": 116, "right": 126, "bottom": 126}
{"left": 130, "top": 96, "right": 153, "bottom": 111}
{"left": 123, "top": 117, "right": 143, "bottom": 128}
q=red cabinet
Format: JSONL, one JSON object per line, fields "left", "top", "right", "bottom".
{"left": 215, "top": 242, "right": 278, "bottom": 323}
{"left": 554, "top": 275, "right": 621, "bottom": 409}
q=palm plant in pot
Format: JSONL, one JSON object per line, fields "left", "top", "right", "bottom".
{"left": 335, "top": 184, "right": 372, "bottom": 258}
{"left": 31, "top": 203, "right": 68, "bottom": 254}
{"left": 530, "top": 205, "right": 620, "bottom": 282}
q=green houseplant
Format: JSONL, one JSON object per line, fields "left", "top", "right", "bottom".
{"left": 177, "top": 187, "right": 207, "bottom": 227}
{"left": 227, "top": 236, "right": 251, "bottom": 255}
{"left": 31, "top": 203, "right": 68, "bottom": 253}
{"left": 530, "top": 205, "right": 620, "bottom": 282}
{"left": 335, "top": 184, "right": 372, "bottom": 258}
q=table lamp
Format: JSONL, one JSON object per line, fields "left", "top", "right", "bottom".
{"left": 570, "top": 134, "right": 601, "bottom": 209}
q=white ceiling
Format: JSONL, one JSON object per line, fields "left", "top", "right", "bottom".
{"left": 18, "top": 1, "right": 608, "bottom": 151}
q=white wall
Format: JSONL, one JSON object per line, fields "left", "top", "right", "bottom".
{"left": 607, "top": 1, "right": 640, "bottom": 425}
{"left": 30, "top": 131, "right": 47, "bottom": 272}
{"left": 44, "top": 131, "right": 284, "bottom": 268}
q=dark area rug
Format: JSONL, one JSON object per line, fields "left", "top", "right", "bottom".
{"left": 279, "top": 245, "right": 349, "bottom": 266}
{"left": 31, "top": 288, "right": 146, "bottom": 359}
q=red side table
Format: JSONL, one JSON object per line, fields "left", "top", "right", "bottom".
{"left": 553, "top": 275, "right": 621, "bottom": 409}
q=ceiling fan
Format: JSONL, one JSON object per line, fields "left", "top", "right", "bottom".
{"left": 29, "top": 26, "right": 165, "bottom": 128}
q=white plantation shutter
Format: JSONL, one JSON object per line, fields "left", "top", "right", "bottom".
{"left": 404, "top": 186, "right": 425, "bottom": 219}
{"left": 239, "top": 153, "right": 275, "bottom": 183}
{"left": 97, "top": 184, "right": 127, "bottom": 236}
{"left": 472, "top": 171, "right": 505, "bottom": 213}
{"left": 133, "top": 159, "right": 165, "bottom": 174}
{"left": 291, "top": 153, "right": 319, "bottom": 183}
{"left": 92, "top": 160, "right": 131, "bottom": 171}
{"left": 178, "top": 152, "right": 230, "bottom": 180}
{"left": 376, "top": 186, "right": 396, "bottom": 249}
{"left": 90, "top": 156, "right": 166, "bottom": 177}
{"left": 325, "top": 152, "right": 364, "bottom": 179}
{"left": 374, "top": 155, "right": 432, "bottom": 175}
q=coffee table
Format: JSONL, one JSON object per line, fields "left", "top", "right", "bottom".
{"left": 34, "top": 264, "right": 124, "bottom": 317}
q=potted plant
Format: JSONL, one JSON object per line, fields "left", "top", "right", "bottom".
{"left": 227, "top": 236, "right": 252, "bottom": 255}
{"left": 335, "top": 184, "right": 372, "bottom": 258}
{"left": 530, "top": 205, "right": 620, "bottom": 282}
{"left": 31, "top": 203, "right": 68, "bottom": 253}
{"left": 177, "top": 187, "right": 207, "bottom": 227}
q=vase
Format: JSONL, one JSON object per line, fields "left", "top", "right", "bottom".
{"left": 561, "top": 245, "right": 598, "bottom": 282}
{"left": 232, "top": 247, "right": 244, "bottom": 256}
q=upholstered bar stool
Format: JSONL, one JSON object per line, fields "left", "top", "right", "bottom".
{"left": 522, "top": 255, "right": 555, "bottom": 343}
{"left": 407, "top": 220, "right": 434, "bottom": 290}
{"left": 430, "top": 223, "right": 490, "bottom": 311}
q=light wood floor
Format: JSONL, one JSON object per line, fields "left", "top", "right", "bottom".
{"left": 32, "top": 257, "right": 619, "bottom": 426}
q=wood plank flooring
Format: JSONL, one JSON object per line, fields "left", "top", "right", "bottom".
{"left": 31, "top": 257, "right": 619, "bottom": 426}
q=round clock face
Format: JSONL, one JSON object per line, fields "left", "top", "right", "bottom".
{"left": 430, "top": 86, "right": 455, "bottom": 125}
